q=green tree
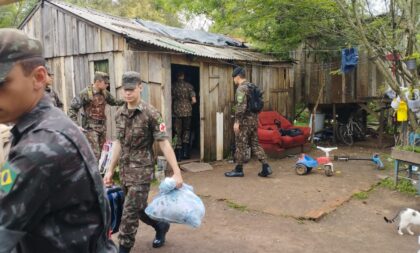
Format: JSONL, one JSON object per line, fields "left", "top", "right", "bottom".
{"left": 336, "top": 0, "right": 419, "bottom": 133}
{"left": 160, "top": 0, "right": 353, "bottom": 58}
{"left": 64, "top": 0, "right": 181, "bottom": 27}
{"left": 0, "top": 0, "right": 37, "bottom": 28}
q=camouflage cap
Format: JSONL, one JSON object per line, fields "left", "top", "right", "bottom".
{"left": 94, "top": 71, "right": 110, "bottom": 83}
{"left": 0, "top": 28, "right": 43, "bottom": 83}
{"left": 122, "top": 71, "right": 146, "bottom": 90}
{"left": 232, "top": 66, "right": 245, "bottom": 77}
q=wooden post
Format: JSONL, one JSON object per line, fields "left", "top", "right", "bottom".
{"left": 379, "top": 107, "right": 384, "bottom": 148}
{"left": 216, "top": 112, "right": 223, "bottom": 161}
{"left": 333, "top": 103, "right": 337, "bottom": 144}
{"left": 310, "top": 78, "right": 326, "bottom": 143}
{"left": 394, "top": 159, "right": 400, "bottom": 184}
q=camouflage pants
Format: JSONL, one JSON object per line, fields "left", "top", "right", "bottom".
{"left": 235, "top": 124, "right": 267, "bottom": 165}
{"left": 84, "top": 123, "right": 106, "bottom": 161}
{"left": 118, "top": 183, "right": 158, "bottom": 249}
{"left": 174, "top": 116, "right": 191, "bottom": 148}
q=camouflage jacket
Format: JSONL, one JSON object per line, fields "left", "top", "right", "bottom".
{"left": 0, "top": 96, "right": 117, "bottom": 253}
{"left": 68, "top": 85, "right": 124, "bottom": 126}
{"left": 44, "top": 85, "right": 63, "bottom": 110}
{"left": 234, "top": 81, "right": 258, "bottom": 126}
{"left": 115, "top": 101, "right": 168, "bottom": 185}
{"left": 172, "top": 80, "right": 196, "bottom": 117}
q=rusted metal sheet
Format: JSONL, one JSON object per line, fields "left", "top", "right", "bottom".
{"left": 42, "top": 0, "right": 282, "bottom": 62}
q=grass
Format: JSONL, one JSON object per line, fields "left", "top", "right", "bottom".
{"left": 226, "top": 200, "right": 248, "bottom": 212}
{"left": 398, "top": 145, "right": 420, "bottom": 153}
{"left": 379, "top": 153, "right": 394, "bottom": 171}
{"left": 379, "top": 177, "right": 418, "bottom": 196}
{"left": 353, "top": 191, "right": 369, "bottom": 200}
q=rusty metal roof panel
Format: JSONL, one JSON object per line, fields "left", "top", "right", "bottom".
{"left": 49, "top": 1, "right": 281, "bottom": 62}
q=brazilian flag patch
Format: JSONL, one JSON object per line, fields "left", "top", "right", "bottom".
{"left": 237, "top": 91, "right": 245, "bottom": 103}
{"left": 0, "top": 162, "right": 18, "bottom": 194}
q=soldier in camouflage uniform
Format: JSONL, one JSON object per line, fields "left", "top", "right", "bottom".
{"left": 68, "top": 72, "right": 124, "bottom": 161}
{"left": 225, "top": 67, "right": 272, "bottom": 178}
{"left": 44, "top": 64, "right": 63, "bottom": 110}
{"left": 0, "top": 28, "right": 117, "bottom": 252}
{"left": 172, "top": 71, "right": 196, "bottom": 160}
{"left": 104, "top": 71, "right": 183, "bottom": 253}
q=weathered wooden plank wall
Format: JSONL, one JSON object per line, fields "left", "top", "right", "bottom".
{"left": 20, "top": 2, "right": 294, "bottom": 161}
{"left": 295, "top": 49, "right": 383, "bottom": 105}
{"left": 24, "top": 3, "right": 124, "bottom": 58}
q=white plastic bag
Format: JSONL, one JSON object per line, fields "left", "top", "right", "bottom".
{"left": 407, "top": 89, "right": 420, "bottom": 111}
{"left": 145, "top": 178, "right": 205, "bottom": 228}
{"left": 98, "top": 141, "right": 113, "bottom": 174}
{"left": 391, "top": 97, "right": 400, "bottom": 110}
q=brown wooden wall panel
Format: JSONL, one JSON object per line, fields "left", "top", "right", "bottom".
{"left": 331, "top": 74, "right": 342, "bottom": 103}
{"left": 57, "top": 11, "right": 66, "bottom": 56}
{"left": 200, "top": 63, "right": 211, "bottom": 161}
{"left": 357, "top": 51, "right": 369, "bottom": 99}
{"left": 149, "top": 53, "right": 162, "bottom": 84}
{"left": 162, "top": 55, "right": 172, "bottom": 138}
{"left": 101, "top": 31, "right": 114, "bottom": 52}
{"left": 64, "top": 56, "right": 75, "bottom": 108}
{"left": 78, "top": 22, "right": 87, "bottom": 55}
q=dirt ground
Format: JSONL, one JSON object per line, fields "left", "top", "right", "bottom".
{"left": 114, "top": 146, "right": 420, "bottom": 253}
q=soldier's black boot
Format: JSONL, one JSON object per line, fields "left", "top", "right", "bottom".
{"left": 175, "top": 148, "right": 182, "bottom": 162}
{"left": 119, "top": 245, "right": 131, "bottom": 253}
{"left": 224, "top": 165, "right": 244, "bottom": 177}
{"left": 153, "top": 222, "right": 170, "bottom": 248}
{"left": 182, "top": 143, "right": 190, "bottom": 159}
{"left": 258, "top": 163, "right": 272, "bottom": 177}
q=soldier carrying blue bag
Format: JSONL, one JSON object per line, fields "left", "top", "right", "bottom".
{"left": 103, "top": 71, "right": 183, "bottom": 253}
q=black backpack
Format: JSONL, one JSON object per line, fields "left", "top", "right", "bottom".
{"left": 246, "top": 83, "right": 264, "bottom": 113}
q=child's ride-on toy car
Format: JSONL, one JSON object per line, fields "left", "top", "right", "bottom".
{"left": 295, "top": 146, "right": 338, "bottom": 177}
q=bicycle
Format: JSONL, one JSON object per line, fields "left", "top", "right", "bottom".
{"left": 337, "top": 115, "right": 366, "bottom": 145}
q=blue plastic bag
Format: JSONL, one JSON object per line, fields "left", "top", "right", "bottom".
{"left": 145, "top": 178, "right": 205, "bottom": 228}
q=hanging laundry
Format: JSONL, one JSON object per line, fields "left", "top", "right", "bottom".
{"left": 397, "top": 100, "right": 408, "bottom": 122}
{"left": 341, "top": 47, "right": 359, "bottom": 73}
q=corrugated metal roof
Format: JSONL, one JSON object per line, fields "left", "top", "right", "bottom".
{"left": 48, "top": 0, "right": 281, "bottom": 62}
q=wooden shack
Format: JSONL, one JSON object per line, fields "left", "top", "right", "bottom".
{"left": 293, "top": 47, "right": 384, "bottom": 120}
{"left": 19, "top": 0, "right": 294, "bottom": 161}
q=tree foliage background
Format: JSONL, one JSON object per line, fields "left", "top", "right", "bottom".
{"left": 0, "top": 0, "right": 181, "bottom": 28}
{"left": 159, "top": 0, "right": 355, "bottom": 58}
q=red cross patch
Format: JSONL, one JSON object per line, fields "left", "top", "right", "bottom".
{"left": 159, "top": 123, "right": 166, "bottom": 132}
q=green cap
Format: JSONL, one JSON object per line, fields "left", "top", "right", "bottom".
{"left": 122, "top": 71, "right": 146, "bottom": 90}
{"left": 0, "top": 28, "right": 43, "bottom": 83}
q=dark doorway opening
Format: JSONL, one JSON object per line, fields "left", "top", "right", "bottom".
{"left": 171, "top": 64, "right": 200, "bottom": 161}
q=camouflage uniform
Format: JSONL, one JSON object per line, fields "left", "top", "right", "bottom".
{"left": 44, "top": 85, "right": 63, "bottom": 109}
{"left": 0, "top": 95, "right": 117, "bottom": 252}
{"left": 234, "top": 81, "right": 267, "bottom": 165}
{"left": 172, "top": 79, "right": 196, "bottom": 149}
{"left": 0, "top": 28, "right": 116, "bottom": 251}
{"left": 115, "top": 100, "right": 169, "bottom": 249}
{"left": 68, "top": 85, "right": 124, "bottom": 160}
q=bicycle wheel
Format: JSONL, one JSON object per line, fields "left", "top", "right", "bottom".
{"left": 338, "top": 124, "right": 353, "bottom": 145}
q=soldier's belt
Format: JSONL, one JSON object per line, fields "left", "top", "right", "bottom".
{"left": 87, "top": 119, "right": 105, "bottom": 125}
